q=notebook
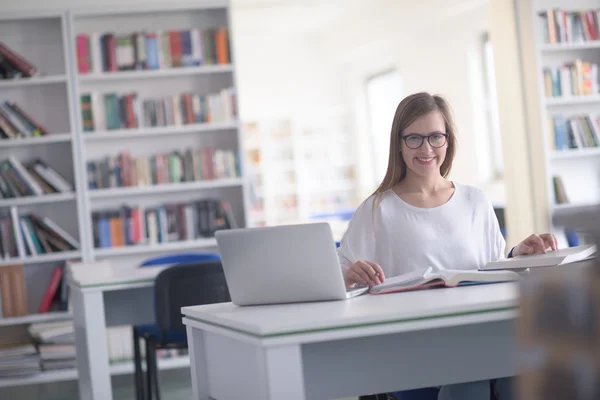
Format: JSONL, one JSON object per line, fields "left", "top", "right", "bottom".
{"left": 369, "top": 265, "right": 520, "bottom": 295}
{"left": 480, "top": 244, "right": 597, "bottom": 271}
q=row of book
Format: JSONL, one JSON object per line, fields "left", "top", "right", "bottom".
{"left": 0, "top": 158, "right": 73, "bottom": 199}
{"left": 543, "top": 60, "right": 599, "bottom": 98}
{"left": 550, "top": 114, "right": 600, "bottom": 150}
{"left": 0, "top": 211, "right": 79, "bottom": 260}
{"left": 86, "top": 148, "right": 240, "bottom": 190}
{"left": 538, "top": 8, "right": 600, "bottom": 44}
{"left": 92, "top": 199, "right": 236, "bottom": 248}
{"left": 80, "top": 88, "right": 236, "bottom": 132}
{"left": 75, "top": 27, "right": 231, "bottom": 74}
{"left": 0, "top": 263, "right": 68, "bottom": 320}
{"left": 0, "top": 42, "right": 37, "bottom": 80}
{"left": 0, "top": 102, "right": 49, "bottom": 139}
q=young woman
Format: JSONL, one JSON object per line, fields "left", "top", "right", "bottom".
{"left": 337, "top": 92, "right": 557, "bottom": 400}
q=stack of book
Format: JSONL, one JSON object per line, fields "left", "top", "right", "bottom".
{"left": 549, "top": 114, "right": 600, "bottom": 150}
{"left": 80, "top": 88, "right": 236, "bottom": 132}
{"left": 543, "top": 60, "right": 599, "bottom": 98}
{"left": 0, "top": 344, "right": 40, "bottom": 377}
{"left": 0, "top": 42, "right": 38, "bottom": 79}
{"left": 92, "top": 198, "right": 237, "bottom": 249}
{"left": 108, "top": 325, "right": 187, "bottom": 365}
{"left": 86, "top": 148, "right": 240, "bottom": 190}
{"left": 0, "top": 158, "right": 73, "bottom": 199}
{"left": 28, "top": 321, "right": 75, "bottom": 372}
{"left": 0, "top": 265, "right": 27, "bottom": 318}
{"left": 75, "top": 27, "right": 231, "bottom": 74}
{"left": 0, "top": 211, "right": 80, "bottom": 260}
{"left": 0, "top": 102, "right": 49, "bottom": 139}
{"left": 538, "top": 9, "right": 600, "bottom": 44}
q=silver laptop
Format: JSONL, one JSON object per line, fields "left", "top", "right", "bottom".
{"left": 215, "top": 222, "right": 369, "bottom": 306}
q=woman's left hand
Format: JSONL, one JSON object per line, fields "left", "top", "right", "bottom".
{"left": 512, "top": 233, "right": 558, "bottom": 257}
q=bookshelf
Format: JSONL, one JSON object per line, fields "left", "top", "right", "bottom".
{"left": 0, "top": 9, "right": 85, "bottom": 322}
{"left": 532, "top": 1, "right": 600, "bottom": 247}
{"left": 69, "top": 2, "right": 248, "bottom": 267}
{"left": 0, "top": 1, "right": 248, "bottom": 388}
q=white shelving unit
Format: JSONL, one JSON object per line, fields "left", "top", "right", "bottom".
{"left": 69, "top": 1, "right": 248, "bottom": 268}
{"left": 0, "top": 1, "right": 249, "bottom": 390}
{"left": 532, "top": 0, "right": 600, "bottom": 247}
{"left": 0, "top": 10, "right": 84, "bottom": 318}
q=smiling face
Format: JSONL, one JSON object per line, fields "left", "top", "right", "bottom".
{"left": 400, "top": 110, "right": 448, "bottom": 179}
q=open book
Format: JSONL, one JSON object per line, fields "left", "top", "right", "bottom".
{"left": 369, "top": 265, "right": 520, "bottom": 295}
{"left": 480, "top": 244, "right": 596, "bottom": 271}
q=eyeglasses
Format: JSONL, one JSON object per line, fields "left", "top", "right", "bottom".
{"left": 401, "top": 133, "right": 449, "bottom": 149}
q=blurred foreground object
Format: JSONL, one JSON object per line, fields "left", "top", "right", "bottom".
{"left": 518, "top": 205, "right": 600, "bottom": 400}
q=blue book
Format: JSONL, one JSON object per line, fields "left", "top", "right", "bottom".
{"left": 98, "top": 216, "right": 111, "bottom": 248}
{"left": 145, "top": 34, "right": 159, "bottom": 70}
{"left": 180, "top": 30, "right": 193, "bottom": 66}
{"left": 553, "top": 116, "right": 569, "bottom": 150}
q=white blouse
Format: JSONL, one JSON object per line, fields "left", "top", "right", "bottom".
{"left": 337, "top": 183, "right": 506, "bottom": 277}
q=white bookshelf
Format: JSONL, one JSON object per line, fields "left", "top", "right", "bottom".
{"left": 0, "top": 1, "right": 248, "bottom": 389}
{"left": 68, "top": 2, "right": 249, "bottom": 267}
{"left": 532, "top": 0, "right": 600, "bottom": 247}
{"left": 0, "top": 10, "right": 85, "bottom": 329}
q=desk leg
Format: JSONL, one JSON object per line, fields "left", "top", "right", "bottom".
{"left": 187, "top": 326, "right": 210, "bottom": 399}
{"left": 186, "top": 326, "right": 306, "bottom": 400}
{"left": 72, "top": 288, "right": 112, "bottom": 400}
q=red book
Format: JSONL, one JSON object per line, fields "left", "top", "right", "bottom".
{"left": 76, "top": 34, "right": 90, "bottom": 74}
{"left": 585, "top": 12, "right": 597, "bottom": 40}
{"left": 0, "top": 42, "right": 37, "bottom": 77}
{"left": 38, "top": 266, "right": 63, "bottom": 313}
{"left": 126, "top": 95, "right": 136, "bottom": 128}
{"left": 182, "top": 94, "right": 194, "bottom": 124}
{"left": 169, "top": 31, "right": 182, "bottom": 67}
{"left": 104, "top": 34, "right": 117, "bottom": 72}
{"left": 201, "top": 148, "right": 214, "bottom": 180}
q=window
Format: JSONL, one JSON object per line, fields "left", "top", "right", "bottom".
{"left": 365, "top": 70, "right": 403, "bottom": 185}
{"left": 483, "top": 34, "right": 504, "bottom": 178}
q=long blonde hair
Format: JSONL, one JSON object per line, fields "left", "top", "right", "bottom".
{"left": 372, "top": 92, "right": 457, "bottom": 202}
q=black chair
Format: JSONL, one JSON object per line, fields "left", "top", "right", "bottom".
{"left": 134, "top": 261, "right": 231, "bottom": 400}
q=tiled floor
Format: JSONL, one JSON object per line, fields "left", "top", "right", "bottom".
{"left": 3, "top": 369, "right": 358, "bottom": 399}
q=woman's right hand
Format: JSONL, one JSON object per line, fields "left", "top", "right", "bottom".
{"left": 343, "top": 260, "right": 385, "bottom": 289}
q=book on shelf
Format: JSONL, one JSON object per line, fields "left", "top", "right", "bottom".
{"left": 86, "top": 148, "right": 240, "bottom": 190}
{"left": 549, "top": 114, "right": 600, "bottom": 150}
{"left": 368, "top": 265, "right": 520, "bottom": 295}
{"left": 0, "top": 42, "right": 38, "bottom": 79}
{"left": 0, "top": 102, "right": 49, "bottom": 139}
{"left": 92, "top": 198, "right": 237, "bottom": 249}
{"left": 0, "top": 265, "right": 27, "bottom": 318}
{"left": 0, "top": 209, "right": 79, "bottom": 259}
{"left": 552, "top": 176, "right": 569, "bottom": 205}
{"left": 0, "top": 158, "right": 73, "bottom": 199}
{"left": 80, "top": 88, "right": 236, "bottom": 132}
{"left": 543, "top": 60, "right": 599, "bottom": 98}
{"left": 76, "top": 27, "right": 231, "bottom": 75}
{"left": 538, "top": 8, "right": 599, "bottom": 44}
{"left": 28, "top": 321, "right": 75, "bottom": 371}
{"left": 0, "top": 343, "right": 40, "bottom": 378}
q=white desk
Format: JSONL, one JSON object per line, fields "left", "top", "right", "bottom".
{"left": 68, "top": 263, "right": 184, "bottom": 400}
{"left": 182, "top": 283, "right": 519, "bottom": 399}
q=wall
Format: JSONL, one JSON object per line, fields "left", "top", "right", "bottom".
{"left": 315, "top": 2, "right": 506, "bottom": 206}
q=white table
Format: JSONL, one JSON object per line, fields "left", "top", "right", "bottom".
{"left": 68, "top": 262, "right": 175, "bottom": 400}
{"left": 182, "top": 283, "right": 519, "bottom": 399}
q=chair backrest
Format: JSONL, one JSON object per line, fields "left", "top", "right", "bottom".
{"left": 154, "top": 261, "right": 230, "bottom": 341}
{"left": 140, "top": 252, "right": 221, "bottom": 268}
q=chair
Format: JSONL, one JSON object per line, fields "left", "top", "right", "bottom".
{"left": 132, "top": 255, "right": 226, "bottom": 400}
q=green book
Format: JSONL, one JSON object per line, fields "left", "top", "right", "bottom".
{"left": 80, "top": 94, "right": 94, "bottom": 132}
